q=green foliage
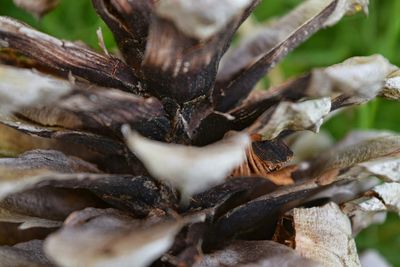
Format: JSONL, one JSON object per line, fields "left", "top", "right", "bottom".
{"left": 1, "top": 0, "right": 399, "bottom": 265}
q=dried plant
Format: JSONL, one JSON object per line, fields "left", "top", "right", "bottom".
{"left": 0, "top": 0, "right": 399, "bottom": 266}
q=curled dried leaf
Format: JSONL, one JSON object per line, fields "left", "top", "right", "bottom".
{"left": 294, "top": 202, "right": 361, "bottom": 267}
{"left": 123, "top": 127, "right": 250, "bottom": 201}
{"left": 257, "top": 97, "right": 331, "bottom": 140}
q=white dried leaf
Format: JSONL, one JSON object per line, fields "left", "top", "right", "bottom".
{"left": 123, "top": 127, "right": 250, "bottom": 201}
{"left": 358, "top": 157, "right": 400, "bottom": 182}
{"left": 360, "top": 250, "right": 393, "bottom": 267}
{"left": 294, "top": 202, "right": 361, "bottom": 267}
{"left": 47, "top": 223, "right": 180, "bottom": 267}
{"left": 259, "top": 97, "right": 331, "bottom": 140}
{"left": 0, "top": 207, "right": 61, "bottom": 230}
{"left": 45, "top": 209, "right": 204, "bottom": 267}
{"left": 156, "top": 0, "right": 251, "bottom": 40}
{"left": 0, "top": 65, "right": 71, "bottom": 114}
{"left": 13, "top": 0, "right": 59, "bottom": 18}
{"left": 373, "top": 183, "right": 400, "bottom": 213}
{"left": 341, "top": 197, "right": 387, "bottom": 235}
{"left": 308, "top": 55, "right": 398, "bottom": 99}
{"left": 381, "top": 69, "right": 400, "bottom": 100}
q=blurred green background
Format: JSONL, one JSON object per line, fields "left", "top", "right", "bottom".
{"left": 1, "top": 0, "right": 399, "bottom": 265}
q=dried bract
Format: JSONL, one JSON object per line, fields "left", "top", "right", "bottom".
{"left": 123, "top": 127, "right": 250, "bottom": 201}
{"left": 0, "top": 65, "right": 71, "bottom": 114}
{"left": 13, "top": 0, "right": 59, "bottom": 18}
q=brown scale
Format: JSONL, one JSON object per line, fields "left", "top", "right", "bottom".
{"left": 231, "top": 134, "right": 295, "bottom": 185}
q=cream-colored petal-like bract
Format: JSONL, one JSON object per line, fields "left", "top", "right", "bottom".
{"left": 373, "top": 183, "right": 400, "bottom": 213}
{"left": 156, "top": 0, "right": 252, "bottom": 40}
{"left": 381, "top": 69, "right": 400, "bottom": 99}
{"left": 308, "top": 55, "right": 397, "bottom": 99}
{"left": 259, "top": 97, "right": 331, "bottom": 140}
{"left": 358, "top": 157, "right": 400, "bottom": 182}
{"left": 13, "top": 0, "right": 59, "bottom": 18}
{"left": 0, "top": 65, "right": 71, "bottom": 114}
{"left": 45, "top": 208, "right": 204, "bottom": 267}
{"left": 294, "top": 202, "right": 361, "bottom": 267}
{"left": 123, "top": 126, "right": 250, "bottom": 201}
